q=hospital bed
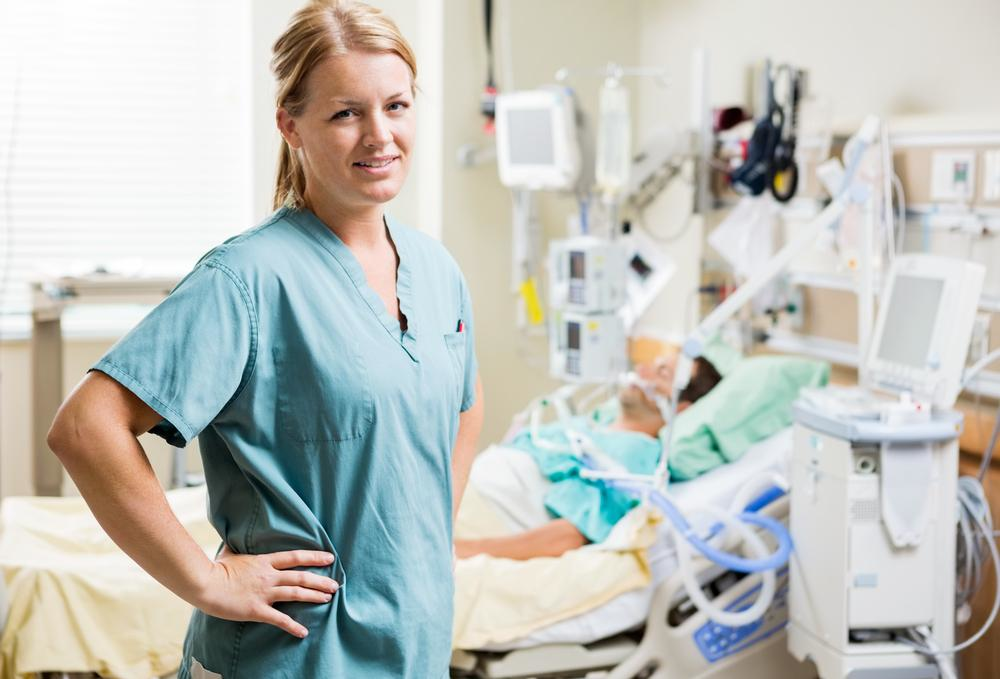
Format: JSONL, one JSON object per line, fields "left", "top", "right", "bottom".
{"left": 450, "top": 428, "right": 816, "bottom": 679}
{"left": 0, "top": 434, "right": 812, "bottom": 679}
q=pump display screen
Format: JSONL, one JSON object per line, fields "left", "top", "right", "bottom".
{"left": 507, "top": 109, "right": 554, "bottom": 165}
{"left": 567, "top": 321, "right": 581, "bottom": 350}
{"left": 876, "top": 275, "right": 944, "bottom": 369}
{"left": 569, "top": 251, "right": 585, "bottom": 280}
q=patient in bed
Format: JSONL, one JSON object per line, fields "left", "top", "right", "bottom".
{"left": 455, "top": 356, "right": 722, "bottom": 561}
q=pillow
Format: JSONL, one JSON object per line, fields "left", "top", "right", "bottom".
{"left": 700, "top": 334, "right": 743, "bottom": 377}
{"left": 665, "top": 355, "right": 830, "bottom": 481}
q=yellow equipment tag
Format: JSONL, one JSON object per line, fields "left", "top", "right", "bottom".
{"left": 519, "top": 278, "right": 544, "bottom": 326}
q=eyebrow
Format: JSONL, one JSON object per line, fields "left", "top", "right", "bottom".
{"left": 330, "top": 91, "right": 409, "bottom": 106}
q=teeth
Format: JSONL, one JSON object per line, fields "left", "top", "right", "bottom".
{"left": 357, "top": 158, "right": 393, "bottom": 168}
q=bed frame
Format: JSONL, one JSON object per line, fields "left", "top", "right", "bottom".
{"left": 450, "top": 497, "right": 818, "bottom": 679}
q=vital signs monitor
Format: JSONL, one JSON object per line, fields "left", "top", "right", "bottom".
{"left": 495, "top": 88, "right": 581, "bottom": 191}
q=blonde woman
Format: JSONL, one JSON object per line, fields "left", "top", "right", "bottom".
{"left": 47, "top": 1, "right": 483, "bottom": 677}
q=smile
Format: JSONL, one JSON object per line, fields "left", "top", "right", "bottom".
{"left": 353, "top": 156, "right": 398, "bottom": 169}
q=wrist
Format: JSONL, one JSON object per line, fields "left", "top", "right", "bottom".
{"left": 185, "top": 555, "right": 221, "bottom": 610}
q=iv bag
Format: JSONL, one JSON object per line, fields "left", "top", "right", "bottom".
{"left": 595, "top": 78, "right": 631, "bottom": 198}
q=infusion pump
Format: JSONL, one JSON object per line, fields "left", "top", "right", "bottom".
{"left": 548, "top": 237, "right": 628, "bottom": 313}
{"left": 550, "top": 310, "right": 627, "bottom": 383}
{"left": 546, "top": 233, "right": 674, "bottom": 383}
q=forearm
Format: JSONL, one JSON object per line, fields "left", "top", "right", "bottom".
{"left": 454, "top": 519, "right": 588, "bottom": 560}
{"left": 52, "top": 420, "right": 214, "bottom": 607}
{"left": 451, "top": 377, "right": 484, "bottom": 521}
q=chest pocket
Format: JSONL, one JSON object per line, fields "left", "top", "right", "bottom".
{"left": 273, "top": 340, "right": 374, "bottom": 443}
{"left": 443, "top": 332, "right": 467, "bottom": 403}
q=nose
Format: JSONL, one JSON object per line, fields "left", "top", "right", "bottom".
{"left": 363, "top": 111, "right": 393, "bottom": 149}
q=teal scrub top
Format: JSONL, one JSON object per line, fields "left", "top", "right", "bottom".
{"left": 92, "top": 207, "right": 477, "bottom": 678}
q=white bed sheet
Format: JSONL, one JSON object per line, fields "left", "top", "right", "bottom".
{"left": 482, "top": 426, "right": 794, "bottom": 651}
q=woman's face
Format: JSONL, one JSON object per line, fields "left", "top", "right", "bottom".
{"left": 278, "top": 50, "right": 415, "bottom": 213}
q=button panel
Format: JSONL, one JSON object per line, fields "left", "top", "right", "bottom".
{"left": 693, "top": 570, "right": 790, "bottom": 662}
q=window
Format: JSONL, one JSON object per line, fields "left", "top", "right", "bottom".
{"left": 0, "top": 0, "right": 252, "bottom": 318}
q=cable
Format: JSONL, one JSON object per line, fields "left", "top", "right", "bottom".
{"left": 482, "top": 0, "right": 494, "bottom": 89}
{"left": 633, "top": 209, "right": 694, "bottom": 244}
{"left": 892, "top": 173, "right": 907, "bottom": 254}
{"left": 962, "top": 347, "right": 1000, "bottom": 390}
{"left": 478, "top": 0, "right": 497, "bottom": 131}
{"left": 898, "top": 476, "right": 1000, "bottom": 658}
{"left": 978, "top": 401, "right": 1000, "bottom": 483}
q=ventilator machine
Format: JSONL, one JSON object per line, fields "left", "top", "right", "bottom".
{"left": 788, "top": 254, "right": 989, "bottom": 679}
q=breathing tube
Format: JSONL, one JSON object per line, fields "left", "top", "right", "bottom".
{"left": 594, "top": 469, "right": 794, "bottom": 627}
{"left": 603, "top": 477, "right": 793, "bottom": 574}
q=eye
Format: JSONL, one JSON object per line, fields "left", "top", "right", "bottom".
{"left": 330, "top": 109, "right": 356, "bottom": 121}
{"left": 387, "top": 101, "right": 409, "bottom": 113}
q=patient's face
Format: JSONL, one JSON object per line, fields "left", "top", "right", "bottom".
{"left": 618, "top": 353, "right": 690, "bottom": 418}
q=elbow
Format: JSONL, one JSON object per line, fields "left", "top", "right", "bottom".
{"left": 47, "top": 405, "right": 82, "bottom": 461}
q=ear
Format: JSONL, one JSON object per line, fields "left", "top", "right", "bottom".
{"left": 276, "top": 108, "right": 303, "bottom": 149}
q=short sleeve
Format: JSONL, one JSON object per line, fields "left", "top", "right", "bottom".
{"left": 458, "top": 275, "right": 478, "bottom": 412}
{"left": 91, "top": 260, "right": 257, "bottom": 447}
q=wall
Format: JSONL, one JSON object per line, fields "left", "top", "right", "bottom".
{"left": 636, "top": 0, "right": 1000, "bottom": 130}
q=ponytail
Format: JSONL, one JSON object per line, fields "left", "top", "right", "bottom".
{"left": 273, "top": 139, "right": 307, "bottom": 210}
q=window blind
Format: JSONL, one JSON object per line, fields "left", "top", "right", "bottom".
{"left": 0, "top": 0, "right": 252, "bottom": 315}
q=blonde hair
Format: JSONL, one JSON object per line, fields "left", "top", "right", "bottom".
{"left": 271, "top": 0, "right": 417, "bottom": 210}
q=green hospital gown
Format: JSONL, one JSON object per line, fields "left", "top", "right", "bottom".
{"left": 510, "top": 418, "right": 661, "bottom": 544}
{"left": 92, "top": 207, "right": 477, "bottom": 678}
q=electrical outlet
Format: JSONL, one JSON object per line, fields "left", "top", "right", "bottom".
{"left": 930, "top": 150, "right": 977, "bottom": 202}
{"left": 969, "top": 312, "right": 991, "bottom": 364}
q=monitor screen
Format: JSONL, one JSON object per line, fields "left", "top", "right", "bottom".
{"left": 876, "top": 274, "right": 944, "bottom": 369}
{"left": 507, "top": 108, "right": 555, "bottom": 166}
{"left": 567, "top": 321, "right": 581, "bottom": 350}
{"left": 569, "top": 251, "right": 585, "bottom": 280}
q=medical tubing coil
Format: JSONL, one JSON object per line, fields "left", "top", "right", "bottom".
{"left": 605, "top": 478, "right": 794, "bottom": 574}
{"left": 605, "top": 479, "right": 784, "bottom": 626}
{"left": 673, "top": 503, "right": 778, "bottom": 627}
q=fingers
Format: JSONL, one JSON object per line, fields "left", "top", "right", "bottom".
{"left": 274, "top": 569, "right": 339, "bottom": 593}
{"left": 268, "top": 550, "right": 335, "bottom": 570}
{"left": 255, "top": 605, "right": 309, "bottom": 639}
{"left": 271, "top": 586, "right": 333, "bottom": 605}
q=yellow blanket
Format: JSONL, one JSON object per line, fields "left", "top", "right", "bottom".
{"left": 0, "top": 487, "right": 218, "bottom": 679}
{"left": 452, "top": 485, "right": 655, "bottom": 649}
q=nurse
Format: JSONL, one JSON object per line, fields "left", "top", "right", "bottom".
{"left": 47, "top": 1, "right": 483, "bottom": 677}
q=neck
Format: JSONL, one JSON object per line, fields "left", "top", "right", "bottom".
{"left": 305, "top": 191, "right": 386, "bottom": 249}
{"left": 609, "top": 410, "right": 665, "bottom": 438}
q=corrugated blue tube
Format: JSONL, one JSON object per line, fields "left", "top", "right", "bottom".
{"left": 606, "top": 478, "right": 794, "bottom": 574}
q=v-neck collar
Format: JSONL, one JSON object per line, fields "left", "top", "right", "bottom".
{"left": 287, "top": 207, "right": 418, "bottom": 362}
